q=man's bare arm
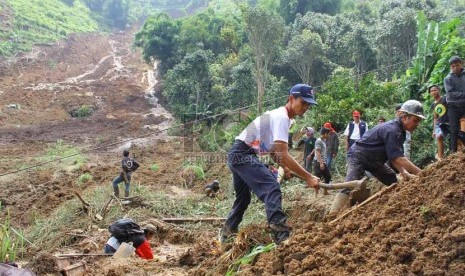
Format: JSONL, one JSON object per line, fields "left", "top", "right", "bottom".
{"left": 391, "top": 156, "right": 421, "bottom": 178}
{"left": 271, "top": 141, "right": 319, "bottom": 189}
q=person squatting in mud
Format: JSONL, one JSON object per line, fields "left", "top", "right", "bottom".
{"left": 204, "top": 179, "right": 221, "bottom": 197}
{"left": 329, "top": 100, "right": 426, "bottom": 215}
{"left": 104, "top": 219, "right": 156, "bottom": 260}
{"left": 112, "top": 149, "right": 139, "bottom": 198}
{"left": 219, "top": 84, "right": 320, "bottom": 245}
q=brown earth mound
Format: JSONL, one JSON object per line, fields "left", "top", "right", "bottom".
{"left": 191, "top": 150, "right": 465, "bottom": 275}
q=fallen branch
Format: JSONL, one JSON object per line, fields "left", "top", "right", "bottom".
{"left": 329, "top": 183, "right": 398, "bottom": 226}
{"left": 162, "top": 217, "right": 226, "bottom": 223}
{"left": 73, "top": 191, "right": 90, "bottom": 207}
{"left": 55, "top": 253, "right": 113, "bottom": 257}
{"left": 100, "top": 197, "right": 113, "bottom": 220}
{"left": 64, "top": 233, "right": 90, "bottom": 238}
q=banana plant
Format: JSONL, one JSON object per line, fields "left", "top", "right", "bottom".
{"left": 402, "top": 11, "right": 461, "bottom": 99}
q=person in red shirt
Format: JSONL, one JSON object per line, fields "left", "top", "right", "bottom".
{"left": 133, "top": 224, "right": 156, "bottom": 259}
{"left": 105, "top": 223, "right": 156, "bottom": 260}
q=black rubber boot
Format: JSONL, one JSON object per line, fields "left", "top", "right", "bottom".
{"left": 124, "top": 190, "right": 129, "bottom": 198}
{"left": 269, "top": 223, "right": 290, "bottom": 245}
{"left": 113, "top": 186, "right": 119, "bottom": 197}
{"left": 219, "top": 224, "right": 237, "bottom": 243}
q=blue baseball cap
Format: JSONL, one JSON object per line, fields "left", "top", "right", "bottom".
{"left": 289, "top": 84, "right": 317, "bottom": 105}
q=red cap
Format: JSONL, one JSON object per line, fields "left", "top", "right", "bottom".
{"left": 323, "top": 122, "right": 334, "bottom": 131}
{"left": 352, "top": 110, "right": 360, "bottom": 117}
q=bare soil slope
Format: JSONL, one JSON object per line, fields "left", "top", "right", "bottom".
{"left": 191, "top": 151, "right": 465, "bottom": 275}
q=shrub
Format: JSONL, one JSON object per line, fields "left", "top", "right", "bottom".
{"left": 78, "top": 173, "right": 93, "bottom": 184}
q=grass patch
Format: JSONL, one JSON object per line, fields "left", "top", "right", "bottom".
{"left": 182, "top": 163, "right": 205, "bottom": 180}
{"left": 0, "top": 207, "right": 25, "bottom": 262}
{"left": 78, "top": 172, "right": 93, "bottom": 184}
{"left": 149, "top": 163, "right": 159, "bottom": 172}
{"left": 1, "top": 0, "right": 98, "bottom": 56}
{"left": 35, "top": 140, "right": 87, "bottom": 171}
{"left": 74, "top": 105, "right": 92, "bottom": 118}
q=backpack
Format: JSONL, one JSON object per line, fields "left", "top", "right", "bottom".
{"left": 109, "top": 218, "right": 144, "bottom": 242}
{"left": 123, "top": 158, "right": 140, "bottom": 173}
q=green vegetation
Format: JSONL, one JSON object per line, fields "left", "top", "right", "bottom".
{"left": 150, "top": 163, "right": 159, "bottom": 172}
{"left": 78, "top": 172, "right": 93, "bottom": 184}
{"left": 75, "top": 104, "right": 93, "bottom": 117}
{"left": 183, "top": 163, "right": 205, "bottom": 180}
{"left": 135, "top": 0, "right": 465, "bottom": 167}
{"left": 36, "top": 140, "right": 87, "bottom": 171}
{"left": 419, "top": 205, "right": 433, "bottom": 221}
{"left": 0, "top": 0, "right": 98, "bottom": 56}
{"left": 0, "top": 207, "right": 25, "bottom": 262}
{"left": 226, "top": 242, "right": 276, "bottom": 276}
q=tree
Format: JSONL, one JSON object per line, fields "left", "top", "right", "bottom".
{"left": 134, "top": 13, "right": 181, "bottom": 74}
{"left": 242, "top": 5, "right": 285, "bottom": 113}
{"left": 103, "top": 0, "right": 130, "bottom": 29}
{"left": 376, "top": 7, "right": 418, "bottom": 79}
{"left": 163, "top": 49, "right": 215, "bottom": 119}
{"left": 282, "top": 30, "right": 326, "bottom": 84}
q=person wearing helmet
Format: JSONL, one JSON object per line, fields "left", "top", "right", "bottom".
{"left": 395, "top": 104, "right": 412, "bottom": 159}
{"left": 329, "top": 100, "right": 425, "bottom": 215}
{"left": 219, "top": 84, "right": 320, "bottom": 245}
{"left": 444, "top": 56, "right": 465, "bottom": 153}
{"left": 112, "top": 149, "right": 140, "bottom": 198}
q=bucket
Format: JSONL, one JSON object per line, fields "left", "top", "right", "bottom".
{"left": 112, "top": 242, "right": 135, "bottom": 259}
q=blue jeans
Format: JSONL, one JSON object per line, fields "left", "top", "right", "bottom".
{"left": 113, "top": 172, "right": 131, "bottom": 194}
{"left": 225, "top": 141, "right": 287, "bottom": 230}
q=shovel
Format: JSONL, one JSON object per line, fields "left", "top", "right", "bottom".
{"left": 291, "top": 173, "right": 371, "bottom": 203}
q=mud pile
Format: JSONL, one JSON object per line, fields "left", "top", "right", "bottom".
{"left": 192, "top": 151, "right": 465, "bottom": 275}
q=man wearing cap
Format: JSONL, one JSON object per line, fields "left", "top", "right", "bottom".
{"left": 219, "top": 84, "right": 320, "bottom": 245}
{"left": 343, "top": 110, "right": 368, "bottom": 152}
{"left": 329, "top": 100, "right": 425, "bottom": 215}
{"left": 297, "top": 127, "right": 316, "bottom": 172}
{"left": 444, "top": 55, "right": 465, "bottom": 153}
{"left": 324, "top": 122, "right": 339, "bottom": 171}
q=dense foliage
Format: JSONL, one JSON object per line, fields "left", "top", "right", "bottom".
{"left": 0, "top": 0, "right": 98, "bottom": 56}
{"left": 0, "top": 0, "right": 206, "bottom": 56}
{"left": 134, "top": 0, "right": 465, "bottom": 165}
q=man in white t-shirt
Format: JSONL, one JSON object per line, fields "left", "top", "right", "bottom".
{"left": 219, "top": 84, "right": 320, "bottom": 245}
{"left": 343, "top": 110, "right": 368, "bottom": 152}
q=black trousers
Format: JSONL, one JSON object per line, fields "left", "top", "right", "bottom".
{"left": 313, "top": 160, "right": 331, "bottom": 184}
{"left": 448, "top": 105, "right": 465, "bottom": 152}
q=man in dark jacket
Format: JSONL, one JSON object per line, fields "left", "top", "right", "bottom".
{"left": 444, "top": 56, "right": 465, "bottom": 153}
{"left": 112, "top": 149, "right": 139, "bottom": 197}
{"left": 330, "top": 100, "right": 425, "bottom": 215}
{"left": 343, "top": 110, "right": 368, "bottom": 151}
